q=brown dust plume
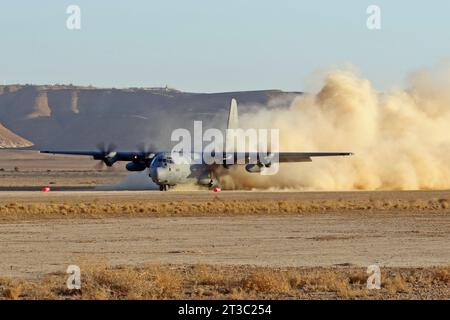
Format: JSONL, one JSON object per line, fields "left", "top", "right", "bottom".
{"left": 218, "top": 64, "right": 450, "bottom": 190}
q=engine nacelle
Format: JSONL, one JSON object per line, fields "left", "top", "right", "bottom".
{"left": 126, "top": 161, "right": 147, "bottom": 172}
{"left": 197, "top": 172, "right": 218, "bottom": 187}
{"left": 245, "top": 163, "right": 263, "bottom": 173}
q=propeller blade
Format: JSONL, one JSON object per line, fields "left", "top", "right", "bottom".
{"left": 137, "top": 142, "right": 156, "bottom": 153}
{"left": 96, "top": 142, "right": 117, "bottom": 154}
{"left": 137, "top": 142, "right": 157, "bottom": 160}
{"left": 95, "top": 142, "right": 118, "bottom": 168}
{"left": 106, "top": 143, "right": 116, "bottom": 154}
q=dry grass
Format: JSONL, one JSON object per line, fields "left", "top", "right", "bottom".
{"left": 242, "top": 269, "right": 291, "bottom": 294}
{"left": 2, "top": 283, "right": 22, "bottom": 300}
{"left": 383, "top": 275, "right": 409, "bottom": 294}
{"left": 432, "top": 267, "right": 450, "bottom": 283}
{"left": 0, "top": 264, "right": 448, "bottom": 300}
{"left": 0, "top": 197, "right": 449, "bottom": 221}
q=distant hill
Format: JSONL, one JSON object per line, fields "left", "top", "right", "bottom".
{"left": 0, "top": 122, "right": 33, "bottom": 148}
{"left": 0, "top": 84, "right": 301, "bottom": 150}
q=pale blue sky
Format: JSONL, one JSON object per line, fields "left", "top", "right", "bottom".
{"left": 0, "top": 0, "right": 449, "bottom": 92}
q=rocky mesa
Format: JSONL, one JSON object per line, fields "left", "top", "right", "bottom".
{"left": 0, "top": 84, "right": 300, "bottom": 150}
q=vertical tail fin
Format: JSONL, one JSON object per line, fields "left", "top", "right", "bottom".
{"left": 226, "top": 99, "right": 239, "bottom": 152}
{"left": 227, "top": 98, "right": 239, "bottom": 130}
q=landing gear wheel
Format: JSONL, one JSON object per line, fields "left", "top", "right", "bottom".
{"left": 159, "top": 184, "right": 169, "bottom": 191}
{"left": 208, "top": 180, "right": 220, "bottom": 190}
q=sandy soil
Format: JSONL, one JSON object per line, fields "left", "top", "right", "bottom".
{"left": 0, "top": 151, "right": 448, "bottom": 299}
{"left": 1, "top": 188, "right": 450, "bottom": 202}
{"left": 0, "top": 150, "right": 126, "bottom": 187}
{"left": 0, "top": 190, "right": 449, "bottom": 278}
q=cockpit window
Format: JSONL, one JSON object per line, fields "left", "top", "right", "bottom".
{"left": 152, "top": 155, "right": 174, "bottom": 166}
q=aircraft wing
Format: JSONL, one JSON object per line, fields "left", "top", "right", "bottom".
{"left": 40, "top": 150, "right": 352, "bottom": 164}
{"left": 277, "top": 152, "right": 353, "bottom": 162}
{"left": 220, "top": 151, "right": 353, "bottom": 164}
{"left": 40, "top": 150, "right": 154, "bottom": 162}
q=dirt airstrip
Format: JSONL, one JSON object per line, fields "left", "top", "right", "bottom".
{"left": 0, "top": 151, "right": 448, "bottom": 299}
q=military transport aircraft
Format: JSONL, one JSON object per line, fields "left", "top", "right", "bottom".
{"left": 41, "top": 99, "right": 352, "bottom": 191}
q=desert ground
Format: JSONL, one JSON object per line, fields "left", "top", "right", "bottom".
{"left": 0, "top": 150, "right": 449, "bottom": 299}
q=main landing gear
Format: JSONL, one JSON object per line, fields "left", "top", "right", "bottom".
{"left": 159, "top": 184, "right": 169, "bottom": 191}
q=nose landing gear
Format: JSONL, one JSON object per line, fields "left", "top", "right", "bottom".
{"left": 159, "top": 184, "right": 169, "bottom": 191}
{"left": 208, "top": 180, "right": 217, "bottom": 188}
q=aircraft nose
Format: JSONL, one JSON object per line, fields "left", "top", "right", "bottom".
{"left": 154, "top": 167, "right": 168, "bottom": 183}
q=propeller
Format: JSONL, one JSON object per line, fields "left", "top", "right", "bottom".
{"left": 94, "top": 142, "right": 118, "bottom": 170}
{"left": 137, "top": 142, "right": 157, "bottom": 159}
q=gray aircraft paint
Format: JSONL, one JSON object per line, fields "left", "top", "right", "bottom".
{"left": 41, "top": 99, "right": 352, "bottom": 191}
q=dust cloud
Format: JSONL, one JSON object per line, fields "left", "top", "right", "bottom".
{"left": 219, "top": 63, "right": 450, "bottom": 190}
{"left": 97, "top": 170, "right": 204, "bottom": 191}
{"left": 96, "top": 170, "right": 159, "bottom": 191}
